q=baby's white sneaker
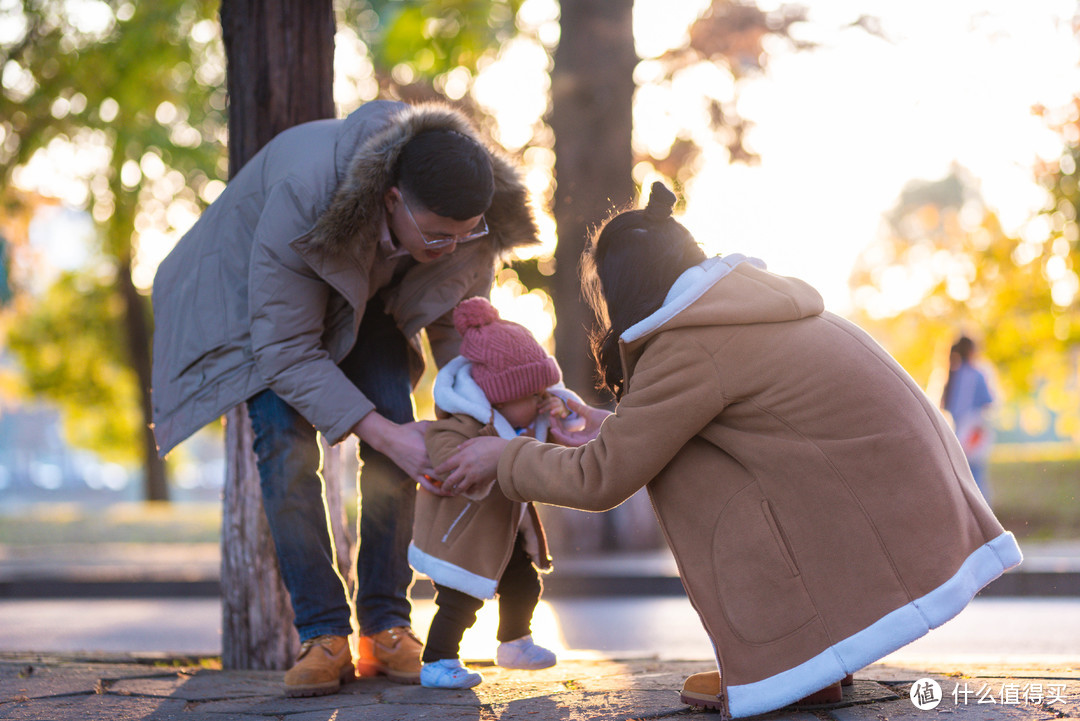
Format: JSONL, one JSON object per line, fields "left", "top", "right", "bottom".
{"left": 420, "top": 658, "right": 482, "bottom": 689}
{"left": 496, "top": 635, "right": 557, "bottom": 670}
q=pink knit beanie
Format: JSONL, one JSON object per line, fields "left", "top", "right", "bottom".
{"left": 454, "top": 297, "right": 561, "bottom": 405}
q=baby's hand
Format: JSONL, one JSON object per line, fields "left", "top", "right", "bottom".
{"left": 541, "top": 395, "right": 586, "bottom": 434}
{"left": 539, "top": 394, "right": 570, "bottom": 419}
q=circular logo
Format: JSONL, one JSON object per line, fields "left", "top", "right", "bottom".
{"left": 910, "top": 678, "right": 943, "bottom": 710}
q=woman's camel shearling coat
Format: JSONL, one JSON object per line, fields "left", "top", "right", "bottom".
{"left": 496, "top": 255, "right": 1022, "bottom": 718}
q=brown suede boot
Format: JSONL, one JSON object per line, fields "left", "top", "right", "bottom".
{"left": 283, "top": 635, "right": 354, "bottom": 698}
{"left": 363, "top": 626, "right": 423, "bottom": 684}
{"left": 795, "top": 680, "right": 844, "bottom": 705}
{"left": 680, "top": 670, "right": 724, "bottom": 711}
{"left": 680, "top": 670, "right": 847, "bottom": 711}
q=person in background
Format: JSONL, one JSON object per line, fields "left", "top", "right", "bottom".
{"left": 942, "top": 335, "right": 995, "bottom": 500}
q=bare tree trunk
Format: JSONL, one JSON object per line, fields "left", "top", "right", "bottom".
{"left": 221, "top": 408, "right": 298, "bottom": 668}
{"left": 549, "top": 0, "right": 636, "bottom": 405}
{"left": 219, "top": 0, "right": 336, "bottom": 670}
{"left": 118, "top": 251, "right": 169, "bottom": 502}
{"left": 548, "top": 0, "right": 657, "bottom": 553}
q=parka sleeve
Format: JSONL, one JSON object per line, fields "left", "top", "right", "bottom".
{"left": 496, "top": 337, "right": 727, "bottom": 511}
{"left": 248, "top": 179, "right": 374, "bottom": 444}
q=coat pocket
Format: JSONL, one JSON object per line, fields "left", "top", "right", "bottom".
{"left": 713, "top": 484, "right": 818, "bottom": 645}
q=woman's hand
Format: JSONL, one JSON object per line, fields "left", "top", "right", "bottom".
{"left": 548, "top": 397, "right": 611, "bottom": 447}
{"left": 433, "top": 436, "right": 509, "bottom": 496}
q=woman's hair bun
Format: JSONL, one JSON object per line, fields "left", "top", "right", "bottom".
{"left": 453, "top": 296, "right": 500, "bottom": 335}
{"left": 644, "top": 181, "right": 676, "bottom": 220}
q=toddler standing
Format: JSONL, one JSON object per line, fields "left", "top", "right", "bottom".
{"left": 409, "top": 297, "right": 576, "bottom": 689}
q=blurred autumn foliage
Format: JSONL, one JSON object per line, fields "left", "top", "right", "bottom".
{"left": 849, "top": 100, "right": 1080, "bottom": 441}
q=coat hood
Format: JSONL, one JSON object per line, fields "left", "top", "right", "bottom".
{"left": 433, "top": 355, "right": 583, "bottom": 442}
{"left": 620, "top": 254, "right": 826, "bottom": 364}
{"left": 310, "top": 102, "right": 538, "bottom": 259}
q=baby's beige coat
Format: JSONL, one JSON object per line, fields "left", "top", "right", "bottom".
{"left": 413, "top": 412, "right": 551, "bottom": 599}
{"left": 496, "top": 256, "right": 1021, "bottom": 718}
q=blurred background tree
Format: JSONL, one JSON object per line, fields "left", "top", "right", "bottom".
{"left": 0, "top": 0, "right": 227, "bottom": 500}
{"left": 849, "top": 154, "right": 1080, "bottom": 442}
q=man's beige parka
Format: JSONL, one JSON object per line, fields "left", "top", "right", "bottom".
{"left": 495, "top": 255, "right": 1022, "bottom": 718}
{"left": 151, "top": 101, "right": 537, "bottom": 455}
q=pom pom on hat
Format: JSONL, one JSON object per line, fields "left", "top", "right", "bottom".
{"left": 453, "top": 296, "right": 501, "bottom": 334}
{"left": 454, "top": 297, "right": 561, "bottom": 405}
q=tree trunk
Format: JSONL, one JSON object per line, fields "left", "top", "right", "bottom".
{"left": 219, "top": 0, "right": 336, "bottom": 670}
{"left": 221, "top": 408, "right": 298, "bottom": 668}
{"left": 118, "top": 252, "right": 168, "bottom": 502}
{"left": 549, "top": 0, "right": 636, "bottom": 405}
{"left": 548, "top": 0, "right": 654, "bottom": 553}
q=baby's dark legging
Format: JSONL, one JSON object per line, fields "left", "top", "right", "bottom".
{"left": 422, "top": 535, "right": 542, "bottom": 662}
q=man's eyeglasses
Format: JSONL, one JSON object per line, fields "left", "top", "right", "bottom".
{"left": 401, "top": 199, "right": 489, "bottom": 249}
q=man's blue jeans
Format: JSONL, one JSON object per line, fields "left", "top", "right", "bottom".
{"left": 247, "top": 299, "right": 417, "bottom": 642}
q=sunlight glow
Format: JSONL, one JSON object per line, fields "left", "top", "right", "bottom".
{"left": 490, "top": 269, "right": 556, "bottom": 351}
{"left": 633, "top": 0, "right": 710, "bottom": 59}
{"left": 9, "top": 0, "right": 1080, "bottom": 321}
{"left": 411, "top": 597, "right": 568, "bottom": 662}
{"left": 472, "top": 38, "right": 551, "bottom": 151}
{"left": 333, "top": 27, "right": 379, "bottom": 114}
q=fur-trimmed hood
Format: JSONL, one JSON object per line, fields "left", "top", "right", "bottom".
{"left": 310, "top": 101, "right": 538, "bottom": 258}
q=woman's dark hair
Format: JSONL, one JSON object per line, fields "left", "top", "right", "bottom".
{"left": 397, "top": 129, "right": 494, "bottom": 219}
{"left": 582, "top": 181, "right": 707, "bottom": 398}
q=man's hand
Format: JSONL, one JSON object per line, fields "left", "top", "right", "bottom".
{"left": 433, "top": 436, "right": 509, "bottom": 497}
{"left": 353, "top": 413, "right": 435, "bottom": 487}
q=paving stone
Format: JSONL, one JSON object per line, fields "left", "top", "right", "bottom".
{"left": 0, "top": 656, "right": 1073, "bottom": 721}
{"left": 0, "top": 694, "right": 190, "bottom": 720}
{"left": 830, "top": 695, "right": 1061, "bottom": 721}
{"left": 574, "top": 659, "right": 709, "bottom": 692}
{"left": 489, "top": 688, "right": 686, "bottom": 720}
{"left": 0, "top": 660, "right": 176, "bottom": 700}
{"left": 725, "top": 712, "right": 820, "bottom": 721}
{"left": 191, "top": 689, "right": 379, "bottom": 715}
{"left": 790, "top": 679, "right": 900, "bottom": 710}
{"left": 378, "top": 683, "right": 489, "bottom": 708}
{"left": 289, "top": 703, "right": 489, "bottom": 721}
{"left": 108, "top": 668, "right": 280, "bottom": 700}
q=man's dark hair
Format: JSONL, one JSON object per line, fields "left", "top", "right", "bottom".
{"left": 396, "top": 129, "right": 495, "bottom": 220}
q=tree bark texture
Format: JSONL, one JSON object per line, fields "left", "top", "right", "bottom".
{"left": 118, "top": 251, "right": 169, "bottom": 502}
{"left": 545, "top": 0, "right": 661, "bottom": 553}
{"left": 220, "top": 0, "right": 335, "bottom": 170}
{"left": 219, "top": 0, "right": 337, "bottom": 670}
{"left": 549, "top": 0, "right": 636, "bottom": 404}
{"left": 221, "top": 408, "right": 298, "bottom": 669}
